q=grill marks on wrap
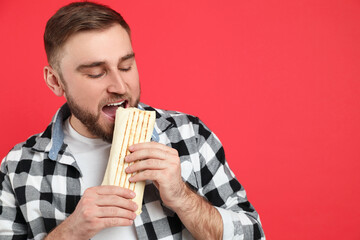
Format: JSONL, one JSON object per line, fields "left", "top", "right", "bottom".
{"left": 113, "top": 110, "right": 152, "bottom": 190}
{"left": 114, "top": 112, "right": 130, "bottom": 186}
{"left": 123, "top": 111, "right": 137, "bottom": 189}
{"left": 130, "top": 112, "right": 149, "bottom": 191}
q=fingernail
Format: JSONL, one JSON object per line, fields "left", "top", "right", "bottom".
{"left": 128, "top": 145, "right": 134, "bottom": 151}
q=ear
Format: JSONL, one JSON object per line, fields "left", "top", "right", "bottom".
{"left": 43, "top": 65, "right": 65, "bottom": 97}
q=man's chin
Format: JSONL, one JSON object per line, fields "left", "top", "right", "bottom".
{"left": 85, "top": 121, "right": 114, "bottom": 143}
{"left": 66, "top": 97, "right": 118, "bottom": 143}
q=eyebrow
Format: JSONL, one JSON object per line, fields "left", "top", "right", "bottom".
{"left": 121, "top": 52, "right": 135, "bottom": 61}
{"left": 76, "top": 61, "right": 105, "bottom": 71}
{"left": 76, "top": 52, "right": 135, "bottom": 71}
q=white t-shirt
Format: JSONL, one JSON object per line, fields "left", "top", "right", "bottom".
{"left": 63, "top": 118, "right": 137, "bottom": 239}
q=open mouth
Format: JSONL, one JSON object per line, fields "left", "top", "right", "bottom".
{"left": 102, "top": 100, "right": 128, "bottom": 119}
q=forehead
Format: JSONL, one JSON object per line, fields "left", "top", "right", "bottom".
{"left": 59, "top": 24, "right": 133, "bottom": 68}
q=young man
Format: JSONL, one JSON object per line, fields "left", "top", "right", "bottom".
{"left": 0, "top": 2, "right": 265, "bottom": 239}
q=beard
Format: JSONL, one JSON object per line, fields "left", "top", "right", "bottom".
{"left": 66, "top": 92, "right": 139, "bottom": 143}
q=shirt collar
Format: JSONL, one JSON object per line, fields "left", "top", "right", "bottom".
{"left": 31, "top": 104, "right": 71, "bottom": 161}
{"left": 48, "top": 104, "right": 71, "bottom": 160}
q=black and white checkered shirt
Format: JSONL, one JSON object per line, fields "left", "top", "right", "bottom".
{"left": 0, "top": 103, "right": 265, "bottom": 240}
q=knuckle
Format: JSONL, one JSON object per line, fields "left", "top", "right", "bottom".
{"left": 114, "top": 187, "right": 126, "bottom": 197}
{"left": 110, "top": 195, "right": 122, "bottom": 205}
{"left": 144, "top": 160, "right": 152, "bottom": 168}
{"left": 171, "top": 148, "right": 179, "bottom": 155}
{"left": 108, "top": 207, "right": 118, "bottom": 216}
{"left": 82, "top": 190, "right": 90, "bottom": 198}
{"left": 144, "top": 149, "right": 152, "bottom": 158}
{"left": 143, "top": 170, "right": 154, "bottom": 178}
{"left": 174, "top": 161, "right": 180, "bottom": 168}
{"left": 82, "top": 208, "right": 93, "bottom": 219}
{"left": 85, "top": 186, "right": 97, "bottom": 195}
{"left": 81, "top": 197, "right": 93, "bottom": 206}
{"left": 150, "top": 159, "right": 159, "bottom": 168}
{"left": 89, "top": 218, "right": 100, "bottom": 229}
{"left": 106, "top": 218, "right": 120, "bottom": 227}
{"left": 160, "top": 151, "right": 167, "bottom": 160}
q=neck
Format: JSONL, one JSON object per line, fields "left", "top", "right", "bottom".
{"left": 69, "top": 115, "right": 98, "bottom": 139}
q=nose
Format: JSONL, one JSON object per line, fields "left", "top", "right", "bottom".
{"left": 107, "top": 69, "right": 127, "bottom": 94}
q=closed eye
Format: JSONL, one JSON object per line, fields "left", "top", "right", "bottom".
{"left": 87, "top": 72, "right": 105, "bottom": 78}
{"left": 119, "top": 67, "right": 131, "bottom": 72}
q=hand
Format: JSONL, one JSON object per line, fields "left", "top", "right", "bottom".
{"left": 46, "top": 186, "right": 137, "bottom": 240}
{"left": 125, "top": 142, "right": 224, "bottom": 240}
{"left": 125, "top": 142, "right": 188, "bottom": 210}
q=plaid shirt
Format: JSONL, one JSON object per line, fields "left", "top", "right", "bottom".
{"left": 0, "top": 103, "right": 265, "bottom": 240}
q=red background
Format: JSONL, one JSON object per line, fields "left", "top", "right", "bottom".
{"left": 1, "top": 0, "right": 359, "bottom": 239}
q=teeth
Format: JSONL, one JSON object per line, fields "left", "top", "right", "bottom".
{"left": 107, "top": 101, "right": 125, "bottom": 107}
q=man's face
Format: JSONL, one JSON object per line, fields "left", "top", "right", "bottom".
{"left": 57, "top": 24, "right": 140, "bottom": 142}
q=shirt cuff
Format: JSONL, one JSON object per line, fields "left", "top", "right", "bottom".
{"left": 215, "top": 206, "right": 235, "bottom": 240}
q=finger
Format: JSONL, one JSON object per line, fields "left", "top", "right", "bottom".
{"left": 101, "top": 218, "right": 134, "bottom": 228}
{"left": 95, "top": 206, "right": 137, "bottom": 220}
{"left": 125, "top": 148, "right": 174, "bottom": 163}
{"left": 92, "top": 185, "right": 136, "bottom": 199}
{"left": 125, "top": 159, "right": 168, "bottom": 173}
{"left": 129, "top": 142, "right": 177, "bottom": 155}
{"left": 128, "top": 169, "right": 163, "bottom": 183}
{"left": 96, "top": 196, "right": 138, "bottom": 211}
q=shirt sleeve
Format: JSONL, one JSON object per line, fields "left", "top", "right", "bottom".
{"left": 194, "top": 118, "right": 265, "bottom": 240}
{"left": 0, "top": 157, "right": 28, "bottom": 239}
